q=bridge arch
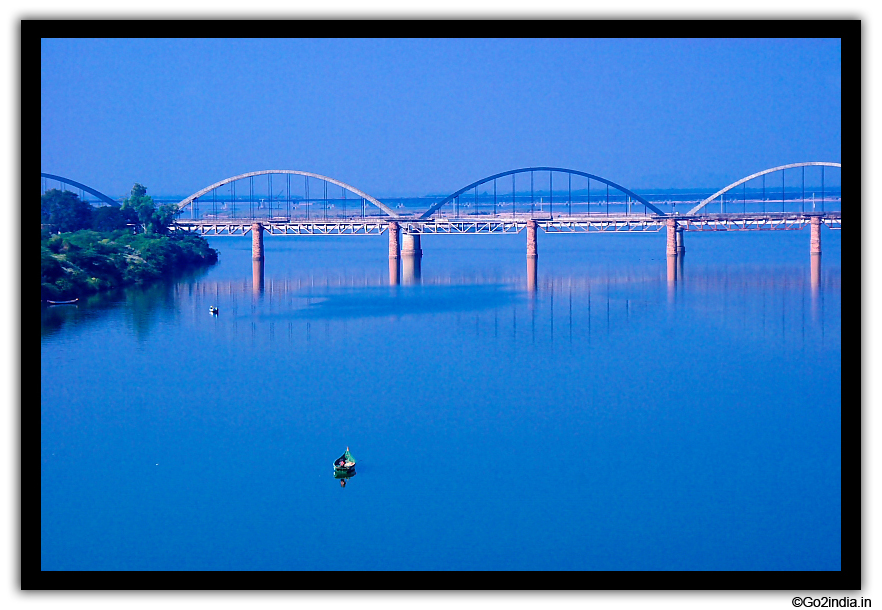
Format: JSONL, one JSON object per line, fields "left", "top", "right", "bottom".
{"left": 419, "top": 167, "right": 666, "bottom": 219}
{"left": 177, "top": 170, "right": 399, "bottom": 218}
{"left": 41, "top": 173, "right": 121, "bottom": 207}
{"left": 686, "top": 162, "right": 841, "bottom": 215}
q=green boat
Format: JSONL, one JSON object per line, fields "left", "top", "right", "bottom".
{"left": 333, "top": 447, "right": 357, "bottom": 477}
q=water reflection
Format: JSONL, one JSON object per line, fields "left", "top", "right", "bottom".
{"left": 665, "top": 252, "right": 688, "bottom": 309}
{"left": 811, "top": 253, "right": 821, "bottom": 292}
{"left": 527, "top": 257, "right": 537, "bottom": 294}
{"left": 402, "top": 254, "right": 421, "bottom": 285}
{"left": 252, "top": 259, "right": 265, "bottom": 296}
{"left": 666, "top": 256, "right": 676, "bottom": 302}
{"left": 133, "top": 259, "right": 838, "bottom": 358}
{"left": 40, "top": 266, "right": 213, "bottom": 339}
{"left": 42, "top": 247, "right": 840, "bottom": 355}
{"left": 811, "top": 253, "right": 822, "bottom": 323}
{"left": 401, "top": 232, "right": 422, "bottom": 286}
{"left": 389, "top": 257, "right": 399, "bottom": 286}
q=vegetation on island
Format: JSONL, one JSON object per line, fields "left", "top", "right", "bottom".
{"left": 41, "top": 184, "right": 218, "bottom": 301}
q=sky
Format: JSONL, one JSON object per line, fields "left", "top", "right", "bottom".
{"left": 40, "top": 37, "right": 841, "bottom": 199}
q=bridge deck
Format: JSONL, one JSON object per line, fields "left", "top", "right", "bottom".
{"left": 171, "top": 212, "right": 841, "bottom": 236}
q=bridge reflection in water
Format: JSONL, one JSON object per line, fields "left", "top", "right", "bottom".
{"left": 206, "top": 247, "right": 840, "bottom": 353}
{"left": 40, "top": 246, "right": 838, "bottom": 358}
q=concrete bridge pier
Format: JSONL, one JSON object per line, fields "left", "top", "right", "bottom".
{"left": 666, "top": 218, "right": 678, "bottom": 258}
{"left": 810, "top": 217, "right": 821, "bottom": 293}
{"left": 388, "top": 221, "right": 400, "bottom": 259}
{"left": 809, "top": 217, "right": 822, "bottom": 312}
{"left": 251, "top": 223, "right": 265, "bottom": 295}
{"left": 810, "top": 216, "right": 821, "bottom": 255}
{"left": 526, "top": 219, "right": 538, "bottom": 259}
{"left": 666, "top": 219, "right": 681, "bottom": 300}
{"left": 401, "top": 231, "right": 422, "bottom": 259}
{"left": 252, "top": 222, "right": 265, "bottom": 261}
{"left": 401, "top": 231, "right": 422, "bottom": 285}
{"left": 388, "top": 221, "right": 400, "bottom": 286}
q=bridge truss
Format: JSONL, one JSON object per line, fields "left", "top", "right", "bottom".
{"left": 44, "top": 163, "right": 841, "bottom": 240}
{"left": 171, "top": 212, "right": 841, "bottom": 236}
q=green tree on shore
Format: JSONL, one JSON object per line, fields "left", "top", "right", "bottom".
{"left": 41, "top": 189, "right": 93, "bottom": 232}
{"left": 121, "top": 183, "right": 179, "bottom": 234}
{"left": 91, "top": 205, "right": 135, "bottom": 231}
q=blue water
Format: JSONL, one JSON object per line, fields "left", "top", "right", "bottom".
{"left": 40, "top": 227, "right": 841, "bottom": 571}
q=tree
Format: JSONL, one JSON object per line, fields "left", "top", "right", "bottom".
{"left": 152, "top": 203, "right": 179, "bottom": 235}
{"left": 41, "top": 189, "right": 93, "bottom": 233}
{"left": 120, "top": 183, "right": 178, "bottom": 234}
{"left": 41, "top": 246, "right": 64, "bottom": 283}
{"left": 120, "top": 183, "right": 154, "bottom": 230}
{"left": 91, "top": 205, "right": 131, "bottom": 231}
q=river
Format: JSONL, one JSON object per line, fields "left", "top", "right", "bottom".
{"left": 40, "top": 226, "right": 841, "bottom": 571}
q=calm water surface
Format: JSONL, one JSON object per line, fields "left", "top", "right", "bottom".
{"left": 41, "top": 227, "right": 841, "bottom": 571}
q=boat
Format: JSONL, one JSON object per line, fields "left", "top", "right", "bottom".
{"left": 209, "top": 306, "right": 219, "bottom": 314}
{"left": 45, "top": 298, "right": 79, "bottom": 304}
{"left": 333, "top": 447, "right": 357, "bottom": 478}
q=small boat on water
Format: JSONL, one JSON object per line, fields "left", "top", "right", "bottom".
{"left": 209, "top": 306, "right": 219, "bottom": 314}
{"left": 333, "top": 447, "right": 357, "bottom": 479}
{"left": 45, "top": 298, "right": 79, "bottom": 304}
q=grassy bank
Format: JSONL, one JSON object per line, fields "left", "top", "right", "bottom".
{"left": 41, "top": 228, "right": 219, "bottom": 301}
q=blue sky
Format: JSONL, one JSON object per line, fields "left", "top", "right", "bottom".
{"left": 40, "top": 38, "right": 841, "bottom": 199}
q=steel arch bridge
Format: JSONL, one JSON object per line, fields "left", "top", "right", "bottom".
{"left": 419, "top": 167, "right": 666, "bottom": 219}
{"left": 686, "top": 162, "right": 841, "bottom": 215}
{"left": 41, "top": 173, "right": 121, "bottom": 207}
{"left": 177, "top": 170, "right": 400, "bottom": 218}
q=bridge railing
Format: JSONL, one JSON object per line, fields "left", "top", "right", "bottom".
{"left": 177, "top": 194, "right": 842, "bottom": 224}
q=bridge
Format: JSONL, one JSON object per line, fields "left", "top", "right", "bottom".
{"left": 41, "top": 173, "right": 121, "bottom": 207}
{"left": 42, "top": 163, "right": 841, "bottom": 286}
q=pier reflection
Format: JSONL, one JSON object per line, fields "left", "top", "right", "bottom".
{"left": 527, "top": 257, "right": 537, "bottom": 294}
{"left": 167, "top": 249, "right": 837, "bottom": 359}
{"left": 389, "top": 257, "right": 400, "bottom": 286}
{"left": 811, "top": 253, "right": 822, "bottom": 322}
{"left": 42, "top": 244, "right": 839, "bottom": 355}
{"left": 666, "top": 255, "right": 678, "bottom": 305}
{"left": 811, "top": 253, "right": 821, "bottom": 292}
{"left": 252, "top": 259, "right": 265, "bottom": 296}
{"left": 402, "top": 254, "right": 421, "bottom": 285}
